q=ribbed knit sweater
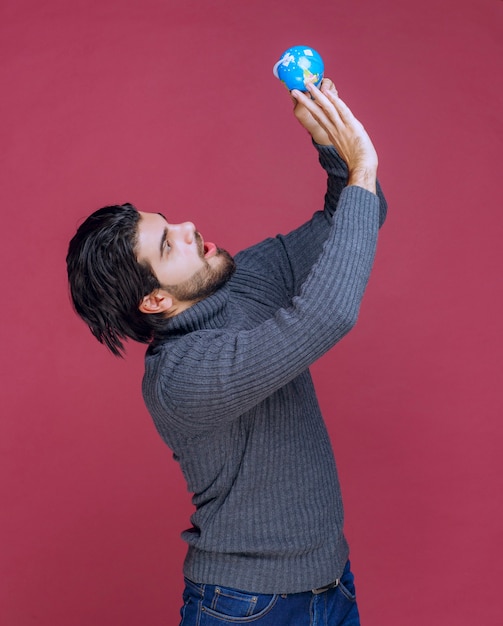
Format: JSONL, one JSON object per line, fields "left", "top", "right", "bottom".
{"left": 142, "top": 144, "right": 387, "bottom": 594}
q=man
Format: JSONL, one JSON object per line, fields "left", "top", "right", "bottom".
{"left": 67, "top": 79, "right": 387, "bottom": 625}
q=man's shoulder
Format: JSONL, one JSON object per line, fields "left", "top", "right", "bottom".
{"left": 233, "top": 235, "right": 284, "bottom": 268}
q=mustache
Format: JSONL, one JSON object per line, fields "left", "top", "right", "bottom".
{"left": 195, "top": 231, "right": 205, "bottom": 258}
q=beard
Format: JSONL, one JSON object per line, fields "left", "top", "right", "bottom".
{"left": 162, "top": 245, "right": 236, "bottom": 304}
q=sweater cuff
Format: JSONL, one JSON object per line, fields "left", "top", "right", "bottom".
{"left": 313, "top": 141, "right": 349, "bottom": 177}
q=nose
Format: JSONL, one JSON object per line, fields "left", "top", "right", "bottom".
{"left": 172, "top": 221, "right": 196, "bottom": 244}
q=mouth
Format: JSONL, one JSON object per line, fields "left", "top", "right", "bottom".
{"left": 196, "top": 230, "right": 217, "bottom": 259}
{"left": 203, "top": 241, "right": 217, "bottom": 258}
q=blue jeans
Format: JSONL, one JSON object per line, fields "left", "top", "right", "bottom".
{"left": 179, "top": 560, "right": 360, "bottom": 625}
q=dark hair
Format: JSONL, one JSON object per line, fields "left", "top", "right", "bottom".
{"left": 66, "top": 203, "right": 162, "bottom": 356}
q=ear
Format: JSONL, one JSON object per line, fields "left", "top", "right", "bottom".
{"left": 138, "top": 290, "right": 173, "bottom": 315}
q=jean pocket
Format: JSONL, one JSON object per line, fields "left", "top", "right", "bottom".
{"left": 337, "top": 580, "right": 357, "bottom": 602}
{"left": 337, "top": 565, "right": 357, "bottom": 603}
{"left": 202, "top": 585, "right": 278, "bottom": 622}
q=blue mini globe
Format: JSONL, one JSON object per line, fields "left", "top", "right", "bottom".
{"left": 273, "top": 46, "right": 324, "bottom": 91}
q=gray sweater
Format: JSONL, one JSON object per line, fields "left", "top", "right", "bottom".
{"left": 142, "top": 144, "right": 387, "bottom": 594}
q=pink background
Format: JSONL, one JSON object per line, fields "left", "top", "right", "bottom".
{"left": 1, "top": 0, "right": 502, "bottom": 624}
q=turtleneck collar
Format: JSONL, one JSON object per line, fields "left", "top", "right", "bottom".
{"left": 151, "top": 284, "right": 231, "bottom": 343}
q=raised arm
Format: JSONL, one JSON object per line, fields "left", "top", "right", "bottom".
{"left": 293, "top": 79, "right": 386, "bottom": 221}
{"left": 236, "top": 79, "right": 388, "bottom": 297}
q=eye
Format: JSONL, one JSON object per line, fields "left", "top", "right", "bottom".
{"left": 163, "top": 239, "right": 171, "bottom": 255}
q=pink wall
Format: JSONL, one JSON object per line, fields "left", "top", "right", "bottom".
{"left": 1, "top": 0, "right": 502, "bottom": 624}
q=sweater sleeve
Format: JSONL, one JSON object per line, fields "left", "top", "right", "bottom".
{"left": 316, "top": 143, "right": 388, "bottom": 227}
{"left": 235, "top": 144, "right": 388, "bottom": 298}
{"left": 144, "top": 185, "right": 380, "bottom": 433}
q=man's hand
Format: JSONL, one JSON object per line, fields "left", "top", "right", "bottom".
{"left": 292, "top": 79, "right": 378, "bottom": 194}
{"left": 291, "top": 79, "right": 337, "bottom": 146}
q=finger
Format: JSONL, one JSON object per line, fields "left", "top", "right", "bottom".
{"left": 291, "top": 89, "right": 324, "bottom": 116}
{"left": 306, "top": 82, "right": 356, "bottom": 126}
{"left": 322, "top": 90, "right": 355, "bottom": 123}
{"left": 303, "top": 83, "right": 345, "bottom": 125}
{"left": 313, "top": 83, "right": 356, "bottom": 124}
{"left": 290, "top": 91, "right": 310, "bottom": 118}
{"left": 291, "top": 89, "right": 342, "bottom": 132}
{"left": 321, "top": 79, "right": 338, "bottom": 97}
{"left": 305, "top": 81, "right": 337, "bottom": 107}
{"left": 290, "top": 90, "right": 317, "bottom": 118}
{"left": 291, "top": 88, "right": 333, "bottom": 119}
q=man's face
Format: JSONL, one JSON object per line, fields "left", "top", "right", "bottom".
{"left": 135, "top": 211, "right": 235, "bottom": 312}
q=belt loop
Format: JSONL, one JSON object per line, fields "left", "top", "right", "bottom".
{"left": 312, "top": 578, "right": 340, "bottom": 594}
